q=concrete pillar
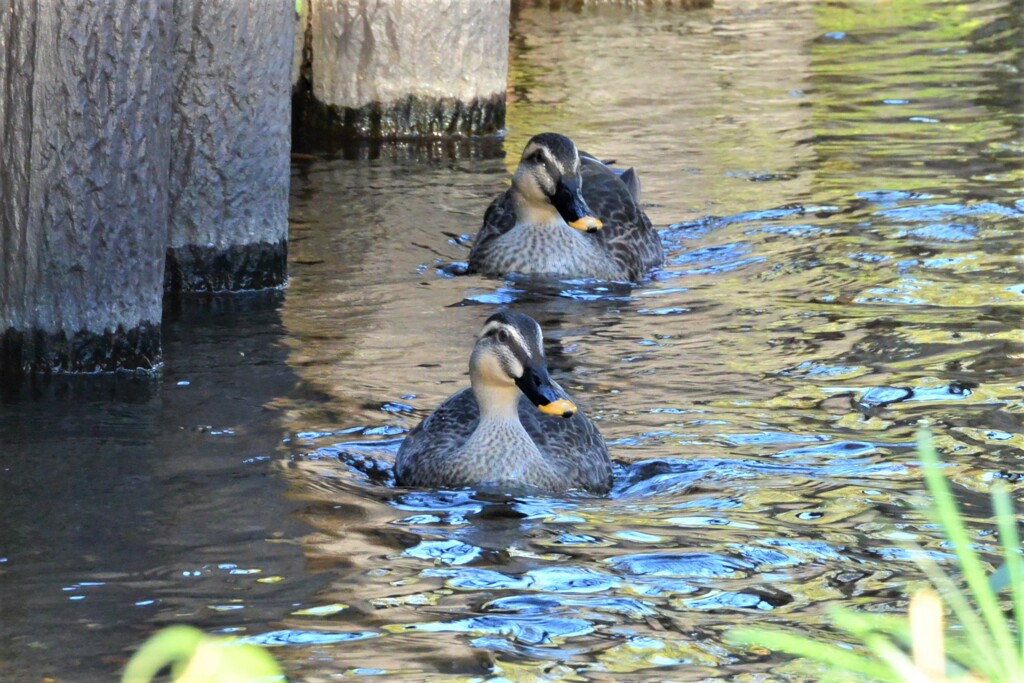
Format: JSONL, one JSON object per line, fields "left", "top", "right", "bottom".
{"left": 293, "top": 0, "right": 509, "bottom": 144}
{"left": 165, "top": 0, "right": 295, "bottom": 294}
{"left": 0, "top": 0, "right": 172, "bottom": 375}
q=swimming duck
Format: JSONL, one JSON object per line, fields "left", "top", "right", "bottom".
{"left": 468, "top": 132, "right": 664, "bottom": 282}
{"left": 395, "top": 311, "right": 612, "bottom": 494}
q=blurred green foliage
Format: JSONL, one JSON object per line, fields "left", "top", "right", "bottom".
{"left": 122, "top": 625, "right": 283, "bottom": 683}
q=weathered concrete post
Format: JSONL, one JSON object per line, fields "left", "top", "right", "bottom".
{"left": 165, "top": 0, "right": 295, "bottom": 294}
{"left": 0, "top": 1, "right": 172, "bottom": 375}
{"left": 293, "top": 0, "right": 510, "bottom": 142}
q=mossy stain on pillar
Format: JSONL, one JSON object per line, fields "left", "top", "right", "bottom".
{"left": 164, "top": 240, "right": 289, "bottom": 295}
{"left": 1, "top": 323, "right": 162, "bottom": 378}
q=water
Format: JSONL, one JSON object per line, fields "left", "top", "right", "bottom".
{"left": 2, "top": 0, "right": 1022, "bottom": 680}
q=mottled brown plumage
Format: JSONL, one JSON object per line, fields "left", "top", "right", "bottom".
{"left": 468, "top": 133, "right": 664, "bottom": 282}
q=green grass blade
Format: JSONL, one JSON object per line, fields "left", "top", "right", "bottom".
{"left": 991, "top": 481, "right": 1024, "bottom": 663}
{"left": 917, "top": 428, "right": 1016, "bottom": 680}
{"left": 729, "top": 628, "right": 902, "bottom": 683}
{"left": 909, "top": 547, "right": 998, "bottom": 676}
{"left": 860, "top": 632, "right": 933, "bottom": 683}
{"left": 828, "top": 608, "right": 911, "bottom": 643}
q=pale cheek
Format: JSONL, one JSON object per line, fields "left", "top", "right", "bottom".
{"left": 514, "top": 169, "right": 547, "bottom": 202}
{"left": 497, "top": 350, "right": 524, "bottom": 382}
{"left": 526, "top": 179, "right": 544, "bottom": 201}
{"left": 536, "top": 173, "right": 556, "bottom": 198}
{"left": 479, "top": 353, "right": 516, "bottom": 385}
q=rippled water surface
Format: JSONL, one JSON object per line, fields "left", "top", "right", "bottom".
{"left": 2, "top": 1, "right": 1022, "bottom": 681}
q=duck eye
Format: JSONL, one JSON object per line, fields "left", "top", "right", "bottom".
{"left": 528, "top": 151, "right": 544, "bottom": 164}
{"left": 496, "top": 329, "right": 510, "bottom": 344}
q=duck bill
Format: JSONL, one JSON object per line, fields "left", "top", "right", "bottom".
{"left": 515, "top": 364, "right": 577, "bottom": 419}
{"left": 552, "top": 175, "right": 603, "bottom": 233}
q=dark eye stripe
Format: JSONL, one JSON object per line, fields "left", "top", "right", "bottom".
{"left": 481, "top": 318, "right": 541, "bottom": 368}
{"left": 491, "top": 324, "right": 531, "bottom": 362}
{"left": 526, "top": 147, "right": 563, "bottom": 181}
{"left": 534, "top": 149, "right": 560, "bottom": 179}
{"left": 508, "top": 336, "right": 532, "bottom": 367}
{"left": 534, "top": 170, "right": 556, "bottom": 196}
{"left": 545, "top": 156, "right": 561, "bottom": 180}
{"left": 497, "top": 347, "right": 522, "bottom": 378}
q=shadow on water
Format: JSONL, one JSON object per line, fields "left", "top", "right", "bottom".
{"left": 0, "top": 294, "right": 324, "bottom": 681}
{"left": 2, "top": 0, "right": 1022, "bottom": 680}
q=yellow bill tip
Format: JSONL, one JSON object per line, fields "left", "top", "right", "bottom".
{"left": 538, "top": 398, "right": 577, "bottom": 418}
{"left": 568, "top": 216, "right": 603, "bottom": 233}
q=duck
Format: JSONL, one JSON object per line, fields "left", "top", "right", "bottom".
{"left": 467, "top": 132, "right": 664, "bottom": 282}
{"left": 395, "top": 311, "right": 612, "bottom": 494}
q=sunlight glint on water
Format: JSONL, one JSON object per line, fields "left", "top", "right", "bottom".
{"left": 276, "top": 1, "right": 1024, "bottom": 680}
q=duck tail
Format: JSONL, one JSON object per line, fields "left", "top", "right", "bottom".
{"left": 619, "top": 167, "right": 642, "bottom": 202}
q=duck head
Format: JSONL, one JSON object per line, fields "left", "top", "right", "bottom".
{"left": 469, "top": 311, "right": 577, "bottom": 419}
{"left": 511, "top": 133, "right": 603, "bottom": 233}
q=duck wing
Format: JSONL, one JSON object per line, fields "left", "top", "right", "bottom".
{"left": 395, "top": 388, "right": 480, "bottom": 487}
{"left": 467, "top": 189, "right": 517, "bottom": 272}
{"left": 519, "top": 388, "right": 613, "bottom": 495}
{"left": 579, "top": 154, "right": 665, "bottom": 281}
